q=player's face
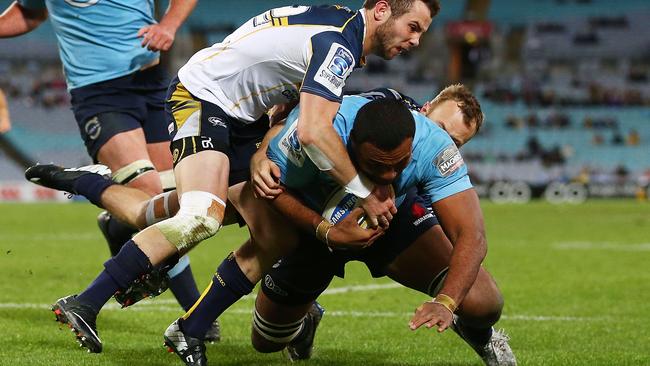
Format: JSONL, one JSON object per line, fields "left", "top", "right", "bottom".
{"left": 373, "top": 1, "right": 432, "bottom": 60}
{"left": 354, "top": 138, "right": 413, "bottom": 185}
{"left": 424, "top": 100, "right": 476, "bottom": 147}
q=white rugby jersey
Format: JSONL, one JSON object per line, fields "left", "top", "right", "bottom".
{"left": 178, "top": 5, "right": 366, "bottom": 123}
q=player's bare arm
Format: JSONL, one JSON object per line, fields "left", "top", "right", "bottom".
{"left": 137, "top": 0, "right": 197, "bottom": 51}
{"left": 297, "top": 92, "right": 396, "bottom": 229}
{"left": 409, "top": 188, "right": 486, "bottom": 332}
{"left": 250, "top": 123, "right": 285, "bottom": 198}
{"left": 0, "top": 1, "right": 47, "bottom": 37}
{"left": 0, "top": 89, "right": 11, "bottom": 133}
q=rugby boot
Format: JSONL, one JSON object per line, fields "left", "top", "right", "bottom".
{"left": 204, "top": 319, "right": 222, "bottom": 343}
{"left": 164, "top": 319, "right": 207, "bottom": 366}
{"left": 97, "top": 210, "right": 135, "bottom": 257}
{"left": 113, "top": 268, "right": 170, "bottom": 308}
{"left": 25, "top": 163, "right": 111, "bottom": 195}
{"left": 450, "top": 316, "right": 517, "bottom": 366}
{"left": 51, "top": 295, "right": 102, "bottom": 353}
{"left": 286, "top": 301, "right": 325, "bottom": 361}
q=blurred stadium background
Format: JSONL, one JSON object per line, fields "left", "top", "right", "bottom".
{"left": 0, "top": 0, "right": 648, "bottom": 204}
{"left": 1, "top": 2, "right": 649, "bottom": 365}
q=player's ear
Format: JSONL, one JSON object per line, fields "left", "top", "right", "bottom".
{"left": 420, "top": 101, "right": 431, "bottom": 114}
{"left": 373, "top": 0, "right": 392, "bottom": 22}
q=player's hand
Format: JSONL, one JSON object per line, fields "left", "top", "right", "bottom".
{"left": 137, "top": 23, "right": 176, "bottom": 51}
{"left": 250, "top": 151, "right": 283, "bottom": 199}
{"left": 360, "top": 185, "right": 396, "bottom": 229}
{"left": 408, "top": 300, "right": 454, "bottom": 333}
{"left": 327, "top": 208, "right": 384, "bottom": 250}
{"left": 0, "top": 117, "right": 11, "bottom": 134}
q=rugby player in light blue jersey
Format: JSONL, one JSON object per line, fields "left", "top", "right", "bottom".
{"left": 248, "top": 86, "right": 516, "bottom": 365}
{"left": 20, "top": 1, "right": 440, "bottom": 361}
{"left": 0, "top": 0, "right": 224, "bottom": 349}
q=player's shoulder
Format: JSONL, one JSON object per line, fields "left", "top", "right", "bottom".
{"left": 413, "top": 113, "right": 455, "bottom": 149}
{"left": 283, "top": 5, "right": 358, "bottom": 28}
{"left": 340, "top": 95, "right": 372, "bottom": 114}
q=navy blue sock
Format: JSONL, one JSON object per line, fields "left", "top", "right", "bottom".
{"left": 168, "top": 264, "right": 201, "bottom": 312}
{"left": 104, "top": 215, "right": 137, "bottom": 256}
{"left": 77, "top": 240, "right": 152, "bottom": 313}
{"left": 73, "top": 173, "right": 114, "bottom": 207}
{"left": 181, "top": 253, "right": 254, "bottom": 339}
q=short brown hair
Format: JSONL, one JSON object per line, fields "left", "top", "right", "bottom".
{"left": 363, "top": 0, "right": 441, "bottom": 19}
{"left": 430, "top": 84, "right": 484, "bottom": 133}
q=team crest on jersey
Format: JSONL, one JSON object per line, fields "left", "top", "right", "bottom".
{"left": 278, "top": 124, "right": 305, "bottom": 167}
{"left": 314, "top": 43, "right": 354, "bottom": 96}
{"left": 434, "top": 144, "right": 464, "bottom": 177}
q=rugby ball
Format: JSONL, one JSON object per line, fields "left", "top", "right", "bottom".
{"left": 320, "top": 185, "right": 395, "bottom": 228}
{"left": 321, "top": 187, "right": 367, "bottom": 228}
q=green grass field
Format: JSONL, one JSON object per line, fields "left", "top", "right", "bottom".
{"left": 1, "top": 201, "right": 649, "bottom": 365}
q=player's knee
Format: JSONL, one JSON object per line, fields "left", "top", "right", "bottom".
{"left": 460, "top": 281, "right": 504, "bottom": 328}
{"left": 153, "top": 191, "right": 225, "bottom": 252}
{"left": 251, "top": 309, "right": 303, "bottom": 353}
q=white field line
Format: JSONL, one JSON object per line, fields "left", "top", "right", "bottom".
{"left": 553, "top": 241, "right": 650, "bottom": 251}
{"left": 0, "top": 282, "right": 600, "bottom": 322}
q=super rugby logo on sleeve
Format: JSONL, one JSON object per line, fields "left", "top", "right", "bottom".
{"left": 314, "top": 43, "right": 354, "bottom": 96}
{"left": 278, "top": 124, "right": 305, "bottom": 167}
{"left": 434, "top": 144, "right": 465, "bottom": 177}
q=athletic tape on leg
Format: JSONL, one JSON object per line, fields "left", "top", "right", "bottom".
{"left": 154, "top": 191, "right": 225, "bottom": 251}
{"left": 145, "top": 191, "right": 174, "bottom": 226}
{"left": 253, "top": 309, "right": 304, "bottom": 344}
{"left": 159, "top": 169, "right": 176, "bottom": 191}
{"left": 112, "top": 159, "right": 155, "bottom": 185}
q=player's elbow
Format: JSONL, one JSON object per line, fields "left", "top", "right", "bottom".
{"left": 296, "top": 122, "right": 318, "bottom": 146}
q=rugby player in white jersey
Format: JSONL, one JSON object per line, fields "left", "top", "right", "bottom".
{"left": 26, "top": 1, "right": 441, "bottom": 358}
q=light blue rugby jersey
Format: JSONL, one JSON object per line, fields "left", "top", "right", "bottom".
{"left": 267, "top": 95, "right": 473, "bottom": 212}
{"left": 19, "top": 0, "right": 160, "bottom": 90}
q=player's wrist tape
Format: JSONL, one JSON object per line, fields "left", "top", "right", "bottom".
{"left": 432, "top": 293, "right": 457, "bottom": 314}
{"left": 315, "top": 219, "right": 334, "bottom": 252}
{"left": 344, "top": 174, "right": 373, "bottom": 199}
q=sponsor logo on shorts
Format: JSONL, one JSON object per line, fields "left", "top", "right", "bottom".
{"left": 434, "top": 144, "right": 464, "bottom": 177}
{"left": 84, "top": 116, "right": 101, "bottom": 140}
{"left": 264, "top": 274, "right": 287, "bottom": 296}
{"left": 313, "top": 43, "right": 354, "bottom": 96}
{"left": 172, "top": 148, "right": 180, "bottom": 164}
{"left": 413, "top": 212, "right": 434, "bottom": 226}
{"left": 208, "top": 116, "right": 227, "bottom": 128}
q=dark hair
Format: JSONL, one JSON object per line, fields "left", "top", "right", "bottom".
{"left": 430, "top": 84, "right": 484, "bottom": 133}
{"left": 351, "top": 99, "right": 415, "bottom": 150}
{"left": 363, "top": 0, "right": 441, "bottom": 18}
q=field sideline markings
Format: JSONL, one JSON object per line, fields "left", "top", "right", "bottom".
{"left": 0, "top": 282, "right": 602, "bottom": 322}
{"left": 554, "top": 241, "right": 650, "bottom": 251}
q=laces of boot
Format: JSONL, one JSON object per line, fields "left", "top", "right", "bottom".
{"left": 491, "top": 330, "right": 511, "bottom": 354}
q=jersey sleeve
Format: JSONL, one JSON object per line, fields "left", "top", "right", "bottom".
{"left": 17, "top": 0, "right": 45, "bottom": 9}
{"left": 300, "top": 32, "right": 356, "bottom": 103}
{"left": 419, "top": 141, "right": 473, "bottom": 203}
{"left": 266, "top": 108, "right": 320, "bottom": 189}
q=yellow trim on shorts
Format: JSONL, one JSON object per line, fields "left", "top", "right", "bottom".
{"left": 169, "top": 82, "right": 201, "bottom": 131}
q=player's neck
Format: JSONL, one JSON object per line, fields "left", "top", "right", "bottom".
{"left": 361, "top": 8, "right": 375, "bottom": 57}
